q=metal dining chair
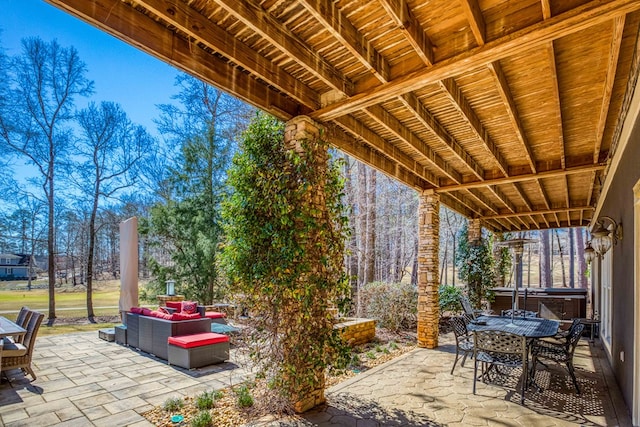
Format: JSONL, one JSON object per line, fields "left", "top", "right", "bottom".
{"left": 449, "top": 316, "right": 474, "bottom": 374}
{"left": 531, "top": 322, "right": 585, "bottom": 394}
{"left": 473, "top": 329, "right": 529, "bottom": 405}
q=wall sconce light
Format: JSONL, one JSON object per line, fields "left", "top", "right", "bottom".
{"left": 590, "top": 215, "right": 622, "bottom": 257}
{"left": 584, "top": 240, "right": 596, "bottom": 264}
{"left": 165, "top": 280, "right": 176, "bottom": 296}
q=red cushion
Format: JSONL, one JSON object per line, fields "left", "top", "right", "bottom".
{"left": 181, "top": 301, "right": 198, "bottom": 314}
{"left": 170, "top": 312, "right": 201, "bottom": 321}
{"left": 131, "top": 307, "right": 152, "bottom": 316}
{"left": 166, "top": 301, "right": 182, "bottom": 310}
{"left": 149, "top": 310, "right": 173, "bottom": 320}
{"left": 168, "top": 332, "right": 229, "bottom": 348}
{"left": 158, "top": 307, "right": 170, "bottom": 314}
{"left": 204, "top": 311, "right": 226, "bottom": 319}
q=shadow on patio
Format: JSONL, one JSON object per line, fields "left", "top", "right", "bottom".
{"left": 263, "top": 333, "right": 631, "bottom": 427}
{"left": 0, "top": 330, "right": 632, "bottom": 426}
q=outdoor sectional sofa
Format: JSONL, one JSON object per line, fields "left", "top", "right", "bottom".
{"left": 125, "top": 311, "right": 213, "bottom": 360}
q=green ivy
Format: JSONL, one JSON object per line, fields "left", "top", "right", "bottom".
{"left": 221, "top": 113, "right": 350, "bottom": 410}
{"left": 455, "top": 223, "right": 496, "bottom": 309}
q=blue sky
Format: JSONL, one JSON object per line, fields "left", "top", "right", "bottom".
{"left": 0, "top": 0, "right": 180, "bottom": 135}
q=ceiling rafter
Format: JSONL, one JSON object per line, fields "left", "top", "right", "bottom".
{"left": 437, "top": 163, "right": 605, "bottom": 192}
{"left": 460, "top": 0, "right": 485, "bottom": 45}
{"left": 594, "top": 16, "right": 626, "bottom": 163}
{"left": 445, "top": 192, "right": 514, "bottom": 230}
{"left": 398, "top": 94, "right": 484, "bottom": 179}
{"left": 46, "top": 0, "right": 302, "bottom": 119}
{"left": 311, "top": 0, "right": 640, "bottom": 121}
{"left": 211, "top": 0, "right": 353, "bottom": 95}
{"left": 334, "top": 115, "right": 439, "bottom": 187}
{"left": 136, "top": 0, "right": 319, "bottom": 108}
{"left": 300, "top": 0, "right": 465, "bottom": 184}
{"left": 377, "top": 0, "right": 434, "bottom": 65}
{"left": 439, "top": 78, "right": 510, "bottom": 176}
{"left": 480, "top": 206, "right": 594, "bottom": 220}
{"left": 324, "top": 122, "right": 427, "bottom": 190}
{"left": 363, "top": 106, "right": 461, "bottom": 183}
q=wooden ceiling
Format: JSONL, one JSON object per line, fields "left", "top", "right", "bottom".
{"left": 46, "top": 0, "right": 640, "bottom": 231}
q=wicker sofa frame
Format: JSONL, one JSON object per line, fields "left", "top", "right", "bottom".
{"left": 125, "top": 312, "right": 212, "bottom": 360}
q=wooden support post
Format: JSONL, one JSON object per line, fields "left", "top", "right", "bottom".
{"left": 417, "top": 190, "right": 440, "bottom": 348}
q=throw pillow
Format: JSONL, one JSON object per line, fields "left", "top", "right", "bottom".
{"left": 181, "top": 301, "right": 198, "bottom": 314}
{"left": 158, "top": 307, "right": 170, "bottom": 314}
{"left": 166, "top": 301, "right": 182, "bottom": 311}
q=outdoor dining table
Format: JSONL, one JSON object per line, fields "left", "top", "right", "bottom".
{"left": 0, "top": 316, "right": 27, "bottom": 374}
{"left": 467, "top": 315, "right": 559, "bottom": 339}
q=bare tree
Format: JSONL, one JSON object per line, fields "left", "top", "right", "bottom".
{"left": 73, "top": 101, "right": 149, "bottom": 322}
{"left": 540, "top": 230, "right": 552, "bottom": 287}
{"left": 0, "top": 38, "right": 93, "bottom": 324}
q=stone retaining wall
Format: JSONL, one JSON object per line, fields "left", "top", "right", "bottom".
{"left": 335, "top": 318, "right": 376, "bottom": 346}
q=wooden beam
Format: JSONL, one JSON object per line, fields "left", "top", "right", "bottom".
{"left": 299, "top": 0, "right": 390, "bottom": 83}
{"left": 440, "top": 193, "right": 480, "bottom": 221}
{"left": 399, "top": 94, "right": 484, "bottom": 180}
{"left": 377, "top": 0, "right": 434, "bottom": 65}
{"left": 45, "top": 0, "right": 301, "bottom": 120}
{"left": 363, "top": 106, "right": 462, "bottom": 183}
{"left": 211, "top": 0, "right": 354, "bottom": 95}
{"left": 333, "top": 115, "right": 439, "bottom": 186}
{"left": 487, "top": 62, "right": 537, "bottom": 173}
{"left": 440, "top": 78, "right": 510, "bottom": 176}
{"left": 324, "top": 122, "right": 427, "bottom": 190}
{"left": 480, "top": 206, "right": 594, "bottom": 220}
{"left": 513, "top": 183, "right": 534, "bottom": 211}
{"left": 310, "top": 0, "right": 640, "bottom": 121}
{"left": 437, "top": 163, "right": 605, "bottom": 192}
{"left": 541, "top": 0, "right": 553, "bottom": 19}
{"left": 136, "top": 0, "right": 319, "bottom": 109}
{"left": 466, "top": 189, "right": 499, "bottom": 214}
{"left": 460, "top": 0, "right": 486, "bottom": 46}
{"left": 594, "top": 16, "right": 626, "bottom": 163}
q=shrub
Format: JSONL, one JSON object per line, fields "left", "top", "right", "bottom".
{"left": 190, "top": 410, "right": 212, "bottom": 427}
{"left": 360, "top": 282, "right": 417, "bottom": 331}
{"left": 438, "top": 284, "right": 463, "bottom": 315}
{"left": 163, "top": 397, "right": 184, "bottom": 412}
{"left": 235, "top": 385, "right": 254, "bottom": 408}
{"left": 195, "top": 391, "right": 218, "bottom": 410}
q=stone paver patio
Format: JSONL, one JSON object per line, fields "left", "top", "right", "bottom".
{"left": 0, "top": 331, "right": 632, "bottom": 426}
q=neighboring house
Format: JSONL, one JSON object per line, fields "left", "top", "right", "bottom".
{"left": 0, "top": 253, "right": 38, "bottom": 280}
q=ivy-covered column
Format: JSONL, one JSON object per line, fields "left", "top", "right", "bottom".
{"left": 283, "top": 115, "right": 327, "bottom": 412}
{"left": 417, "top": 190, "right": 440, "bottom": 348}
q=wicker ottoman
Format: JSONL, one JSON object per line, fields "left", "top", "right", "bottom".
{"left": 167, "top": 332, "right": 229, "bottom": 369}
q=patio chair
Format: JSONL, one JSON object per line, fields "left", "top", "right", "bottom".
{"left": 473, "top": 329, "right": 529, "bottom": 405}
{"left": 450, "top": 316, "right": 474, "bottom": 374}
{"left": 1, "top": 310, "right": 44, "bottom": 381}
{"left": 531, "top": 322, "right": 585, "bottom": 394}
{"left": 460, "top": 295, "right": 482, "bottom": 321}
{"left": 551, "top": 318, "right": 582, "bottom": 341}
{"left": 12, "top": 306, "right": 33, "bottom": 344}
{"left": 501, "top": 309, "right": 539, "bottom": 318}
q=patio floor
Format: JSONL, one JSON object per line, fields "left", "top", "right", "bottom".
{"left": 0, "top": 331, "right": 632, "bottom": 427}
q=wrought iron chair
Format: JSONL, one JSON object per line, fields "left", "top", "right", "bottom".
{"left": 473, "top": 329, "right": 529, "bottom": 405}
{"left": 501, "top": 309, "right": 539, "bottom": 318}
{"left": 1, "top": 310, "right": 45, "bottom": 381}
{"left": 552, "top": 318, "right": 582, "bottom": 341}
{"left": 449, "top": 316, "right": 474, "bottom": 374}
{"left": 531, "top": 322, "right": 585, "bottom": 394}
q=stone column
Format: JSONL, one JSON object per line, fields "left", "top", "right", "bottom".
{"left": 468, "top": 218, "right": 482, "bottom": 244}
{"left": 283, "top": 115, "right": 327, "bottom": 413}
{"left": 417, "top": 190, "right": 440, "bottom": 348}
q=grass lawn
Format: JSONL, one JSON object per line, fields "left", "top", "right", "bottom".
{"left": 0, "top": 279, "right": 151, "bottom": 335}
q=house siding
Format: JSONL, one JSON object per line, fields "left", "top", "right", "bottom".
{"left": 597, "top": 113, "right": 640, "bottom": 413}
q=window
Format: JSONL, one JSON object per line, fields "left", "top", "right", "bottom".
{"left": 5, "top": 267, "right": 13, "bottom": 275}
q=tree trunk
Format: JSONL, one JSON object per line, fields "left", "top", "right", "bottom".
{"left": 47, "top": 163, "right": 56, "bottom": 326}
{"left": 576, "top": 227, "right": 588, "bottom": 288}
{"left": 356, "top": 162, "right": 367, "bottom": 288}
{"left": 86, "top": 183, "right": 100, "bottom": 322}
{"left": 569, "top": 228, "right": 575, "bottom": 288}
{"left": 555, "top": 229, "right": 567, "bottom": 287}
{"left": 364, "top": 168, "right": 376, "bottom": 285}
{"left": 540, "top": 230, "right": 552, "bottom": 288}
